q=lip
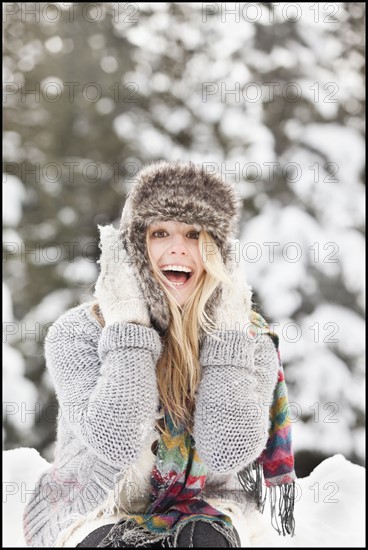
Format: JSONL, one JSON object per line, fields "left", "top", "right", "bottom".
{"left": 162, "top": 275, "right": 193, "bottom": 289}
{"left": 159, "top": 264, "right": 195, "bottom": 282}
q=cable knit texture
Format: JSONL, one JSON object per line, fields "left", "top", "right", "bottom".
{"left": 193, "top": 331, "right": 279, "bottom": 474}
{"left": 23, "top": 303, "right": 280, "bottom": 547}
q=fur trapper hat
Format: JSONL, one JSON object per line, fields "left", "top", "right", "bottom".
{"left": 119, "top": 160, "right": 242, "bottom": 336}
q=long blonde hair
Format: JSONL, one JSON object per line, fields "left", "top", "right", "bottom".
{"left": 147, "top": 229, "right": 233, "bottom": 437}
{"left": 91, "top": 229, "right": 232, "bottom": 438}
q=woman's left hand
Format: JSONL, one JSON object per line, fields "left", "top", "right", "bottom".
{"left": 213, "top": 239, "right": 253, "bottom": 332}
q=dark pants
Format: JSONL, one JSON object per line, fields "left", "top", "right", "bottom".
{"left": 76, "top": 519, "right": 241, "bottom": 547}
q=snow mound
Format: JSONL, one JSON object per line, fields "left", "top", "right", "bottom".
{"left": 3, "top": 448, "right": 51, "bottom": 548}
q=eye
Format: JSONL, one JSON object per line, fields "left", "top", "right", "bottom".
{"left": 188, "top": 231, "right": 199, "bottom": 239}
{"left": 152, "top": 230, "right": 167, "bottom": 238}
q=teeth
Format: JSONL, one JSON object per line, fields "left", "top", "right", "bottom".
{"left": 161, "top": 265, "right": 192, "bottom": 273}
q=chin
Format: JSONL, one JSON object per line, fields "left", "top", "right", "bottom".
{"left": 167, "top": 291, "right": 187, "bottom": 307}
{"left": 173, "top": 295, "right": 186, "bottom": 307}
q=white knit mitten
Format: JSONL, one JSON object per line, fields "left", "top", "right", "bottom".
{"left": 213, "top": 240, "right": 253, "bottom": 332}
{"left": 94, "top": 224, "right": 151, "bottom": 327}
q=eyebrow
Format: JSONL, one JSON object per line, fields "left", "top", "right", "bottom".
{"left": 150, "top": 224, "right": 201, "bottom": 231}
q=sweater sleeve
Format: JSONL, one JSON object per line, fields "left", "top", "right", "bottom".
{"left": 192, "top": 330, "right": 279, "bottom": 474}
{"left": 44, "top": 306, "right": 162, "bottom": 466}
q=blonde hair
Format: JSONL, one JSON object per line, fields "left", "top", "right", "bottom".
{"left": 91, "top": 229, "right": 233, "bottom": 438}
{"left": 147, "top": 229, "right": 233, "bottom": 437}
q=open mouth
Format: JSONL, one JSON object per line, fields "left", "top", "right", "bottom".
{"left": 160, "top": 269, "right": 194, "bottom": 287}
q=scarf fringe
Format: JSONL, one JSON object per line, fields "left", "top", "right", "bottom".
{"left": 270, "top": 483, "right": 296, "bottom": 536}
{"left": 237, "top": 461, "right": 267, "bottom": 511}
{"left": 97, "top": 517, "right": 167, "bottom": 547}
{"left": 237, "top": 462, "right": 296, "bottom": 537}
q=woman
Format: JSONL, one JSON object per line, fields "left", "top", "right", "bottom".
{"left": 23, "top": 161, "right": 296, "bottom": 547}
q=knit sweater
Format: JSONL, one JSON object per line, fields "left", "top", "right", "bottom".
{"left": 23, "top": 302, "right": 279, "bottom": 547}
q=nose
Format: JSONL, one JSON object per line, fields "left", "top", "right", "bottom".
{"left": 168, "top": 234, "right": 189, "bottom": 255}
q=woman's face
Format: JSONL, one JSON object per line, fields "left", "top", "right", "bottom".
{"left": 147, "top": 220, "right": 205, "bottom": 306}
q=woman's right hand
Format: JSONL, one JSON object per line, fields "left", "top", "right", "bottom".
{"left": 94, "top": 224, "right": 151, "bottom": 327}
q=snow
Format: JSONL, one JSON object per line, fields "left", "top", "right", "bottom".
{"left": 242, "top": 206, "right": 320, "bottom": 318}
{"left": 3, "top": 283, "right": 39, "bottom": 436}
{"left": 56, "top": 258, "right": 97, "bottom": 284}
{"left": 298, "top": 124, "right": 365, "bottom": 185}
{"left": 252, "top": 454, "right": 365, "bottom": 548}
{"left": 3, "top": 344, "right": 39, "bottom": 433}
{"left": 3, "top": 448, "right": 51, "bottom": 547}
{"left": 3, "top": 449, "right": 365, "bottom": 547}
{"left": 22, "top": 289, "right": 75, "bottom": 326}
{"left": 3, "top": 174, "right": 26, "bottom": 227}
{"left": 241, "top": 198, "right": 365, "bottom": 462}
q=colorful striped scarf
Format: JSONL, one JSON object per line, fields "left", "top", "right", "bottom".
{"left": 237, "top": 311, "right": 296, "bottom": 536}
{"left": 97, "top": 410, "right": 240, "bottom": 547}
{"left": 98, "top": 311, "right": 295, "bottom": 547}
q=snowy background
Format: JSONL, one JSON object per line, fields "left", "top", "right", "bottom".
{"left": 3, "top": 2, "right": 365, "bottom": 542}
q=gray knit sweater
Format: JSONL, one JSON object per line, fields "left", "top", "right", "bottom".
{"left": 23, "top": 302, "right": 279, "bottom": 547}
